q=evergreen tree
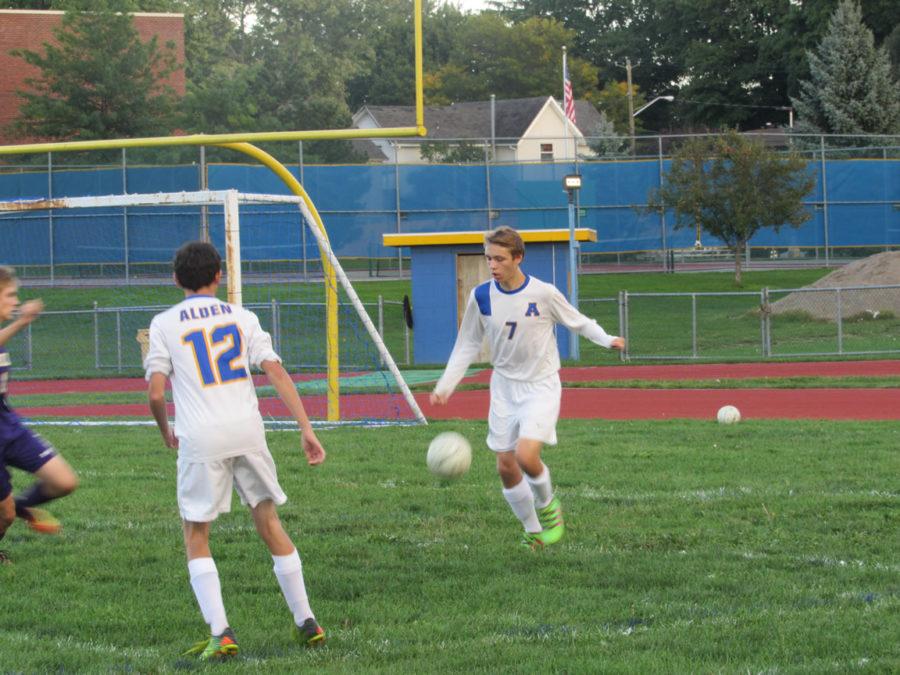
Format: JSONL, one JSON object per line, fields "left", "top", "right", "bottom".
{"left": 587, "top": 111, "right": 626, "bottom": 158}
{"left": 10, "top": 0, "right": 180, "bottom": 141}
{"left": 792, "top": 0, "right": 900, "bottom": 140}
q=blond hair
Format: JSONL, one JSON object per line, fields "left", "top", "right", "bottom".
{"left": 484, "top": 226, "right": 525, "bottom": 259}
{"left": 0, "top": 265, "right": 16, "bottom": 291}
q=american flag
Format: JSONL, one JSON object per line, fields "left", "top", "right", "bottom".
{"left": 563, "top": 61, "right": 577, "bottom": 126}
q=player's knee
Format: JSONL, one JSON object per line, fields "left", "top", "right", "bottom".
{"left": 57, "top": 472, "right": 78, "bottom": 496}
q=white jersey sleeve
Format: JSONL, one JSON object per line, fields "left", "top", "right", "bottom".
{"left": 433, "top": 290, "right": 485, "bottom": 398}
{"left": 144, "top": 296, "right": 275, "bottom": 462}
{"left": 547, "top": 285, "right": 617, "bottom": 348}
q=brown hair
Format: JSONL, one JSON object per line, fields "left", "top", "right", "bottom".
{"left": 484, "top": 226, "right": 525, "bottom": 259}
{"left": 0, "top": 265, "right": 16, "bottom": 291}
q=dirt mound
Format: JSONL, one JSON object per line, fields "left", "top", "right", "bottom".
{"left": 769, "top": 252, "right": 900, "bottom": 320}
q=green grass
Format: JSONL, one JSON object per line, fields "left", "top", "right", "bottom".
{"left": 1, "top": 420, "right": 897, "bottom": 671}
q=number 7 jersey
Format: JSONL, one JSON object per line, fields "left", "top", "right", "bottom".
{"left": 144, "top": 294, "right": 280, "bottom": 462}
{"left": 434, "top": 275, "right": 618, "bottom": 397}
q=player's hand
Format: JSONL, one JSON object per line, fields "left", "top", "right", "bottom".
{"left": 302, "top": 430, "right": 326, "bottom": 466}
{"left": 430, "top": 391, "right": 449, "bottom": 406}
{"left": 610, "top": 337, "right": 626, "bottom": 351}
{"left": 162, "top": 428, "right": 178, "bottom": 450}
{"left": 17, "top": 299, "right": 44, "bottom": 323}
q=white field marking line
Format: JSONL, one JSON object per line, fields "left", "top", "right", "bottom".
{"left": 1, "top": 630, "right": 161, "bottom": 658}
{"left": 577, "top": 486, "right": 899, "bottom": 501}
{"left": 26, "top": 419, "right": 421, "bottom": 430}
{"left": 741, "top": 550, "right": 900, "bottom": 573}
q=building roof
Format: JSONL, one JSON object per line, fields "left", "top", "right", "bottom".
{"left": 356, "top": 97, "right": 603, "bottom": 140}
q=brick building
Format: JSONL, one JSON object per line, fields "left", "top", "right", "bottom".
{"left": 0, "top": 9, "right": 185, "bottom": 145}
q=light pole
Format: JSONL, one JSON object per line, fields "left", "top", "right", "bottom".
{"left": 563, "top": 173, "right": 582, "bottom": 360}
{"left": 633, "top": 95, "right": 675, "bottom": 118}
{"left": 629, "top": 94, "right": 674, "bottom": 155}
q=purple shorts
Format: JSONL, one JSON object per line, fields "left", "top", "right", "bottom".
{"left": 0, "top": 410, "right": 57, "bottom": 500}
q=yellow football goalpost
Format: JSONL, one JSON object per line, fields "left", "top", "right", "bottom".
{"left": 0, "top": 0, "right": 427, "bottom": 422}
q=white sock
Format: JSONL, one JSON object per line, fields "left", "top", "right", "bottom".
{"left": 188, "top": 557, "right": 229, "bottom": 635}
{"left": 273, "top": 549, "right": 314, "bottom": 626}
{"left": 502, "top": 479, "right": 541, "bottom": 533}
{"left": 526, "top": 463, "right": 554, "bottom": 509}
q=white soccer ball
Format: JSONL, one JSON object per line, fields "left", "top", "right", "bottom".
{"left": 426, "top": 431, "right": 472, "bottom": 479}
{"left": 717, "top": 405, "right": 741, "bottom": 424}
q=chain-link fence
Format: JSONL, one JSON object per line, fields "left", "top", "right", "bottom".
{"left": 617, "top": 284, "right": 900, "bottom": 360}
{"left": 9, "top": 296, "right": 412, "bottom": 379}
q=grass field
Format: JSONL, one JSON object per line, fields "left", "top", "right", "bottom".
{"left": 1, "top": 420, "right": 897, "bottom": 672}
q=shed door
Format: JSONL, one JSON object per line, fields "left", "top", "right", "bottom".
{"left": 456, "top": 253, "right": 491, "bottom": 363}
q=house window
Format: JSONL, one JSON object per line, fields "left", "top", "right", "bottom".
{"left": 540, "top": 143, "right": 554, "bottom": 162}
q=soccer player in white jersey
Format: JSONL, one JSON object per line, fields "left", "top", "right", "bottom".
{"left": 430, "top": 227, "right": 624, "bottom": 549}
{"left": 144, "top": 242, "right": 326, "bottom": 660}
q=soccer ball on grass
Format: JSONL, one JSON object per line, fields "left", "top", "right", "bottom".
{"left": 426, "top": 431, "right": 472, "bottom": 479}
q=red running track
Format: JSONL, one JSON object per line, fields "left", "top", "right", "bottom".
{"left": 10, "top": 360, "right": 900, "bottom": 421}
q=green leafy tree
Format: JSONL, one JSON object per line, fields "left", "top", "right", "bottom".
{"left": 11, "top": 0, "right": 180, "bottom": 141}
{"left": 647, "top": 131, "right": 815, "bottom": 284}
{"left": 595, "top": 80, "right": 647, "bottom": 135}
{"left": 423, "top": 15, "right": 598, "bottom": 104}
{"left": 419, "top": 140, "right": 485, "bottom": 163}
{"left": 792, "top": 0, "right": 900, "bottom": 139}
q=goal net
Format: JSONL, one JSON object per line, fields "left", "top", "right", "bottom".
{"left": 0, "top": 189, "right": 425, "bottom": 426}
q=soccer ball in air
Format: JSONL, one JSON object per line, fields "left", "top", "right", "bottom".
{"left": 426, "top": 431, "right": 472, "bottom": 479}
{"left": 717, "top": 405, "right": 741, "bottom": 424}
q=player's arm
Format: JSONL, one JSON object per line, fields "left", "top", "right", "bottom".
{"left": 431, "top": 293, "right": 485, "bottom": 405}
{"left": 261, "top": 359, "right": 325, "bottom": 466}
{"left": 147, "top": 372, "right": 177, "bottom": 449}
{"left": 549, "top": 287, "right": 625, "bottom": 351}
{"left": 0, "top": 299, "right": 43, "bottom": 347}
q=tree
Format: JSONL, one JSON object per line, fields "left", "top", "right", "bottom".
{"left": 11, "top": 0, "right": 180, "bottom": 141}
{"left": 647, "top": 131, "right": 815, "bottom": 284}
{"left": 791, "top": 0, "right": 900, "bottom": 138}
{"left": 423, "top": 14, "right": 598, "bottom": 104}
{"left": 586, "top": 111, "right": 626, "bottom": 158}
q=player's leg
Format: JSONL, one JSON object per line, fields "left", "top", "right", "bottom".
{"left": 249, "top": 499, "right": 325, "bottom": 647}
{"left": 489, "top": 372, "right": 542, "bottom": 543}
{"left": 516, "top": 375, "right": 565, "bottom": 545}
{"left": 236, "top": 451, "right": 325, "bottom": 647}
{"left": 178, "top": 459, "right": 237, "bottom": 659}
{"left": 0, "top": 489, "right": 14, "bottom": 563}
{"left": 8, "top": 429, "right": 77, "bottom": 534}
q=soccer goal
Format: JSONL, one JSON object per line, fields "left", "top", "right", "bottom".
{"left": 0, "top": 189, "right": 426, "bottom": 426}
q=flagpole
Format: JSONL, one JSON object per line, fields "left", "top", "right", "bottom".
{"left": 562, "top": 46, "right": 570, "bottom": 160}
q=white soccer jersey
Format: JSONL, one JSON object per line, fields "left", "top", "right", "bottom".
{"left": 144, "top": 294, "right": 280, "bottom": 462}
{"left": 434, "top": 275, "right": 617, "bottom": 397}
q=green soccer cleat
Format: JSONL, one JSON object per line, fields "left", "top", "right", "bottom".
{"left": 19, "top": 507, "right": 61, "bottom": 535}
{"left": 537, "top": 497, "right": 565, "bottom": 545}
{"left": 183, "top": 627, "right": 239, "bottom": 660}
{"left": 520, "top": 531, "right": 545, "bottom": 551}
{"left": 293, "top": 617, "right": 326, "bottom": 648}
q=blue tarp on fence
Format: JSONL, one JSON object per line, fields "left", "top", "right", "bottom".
{"left": 1, "top": 158, "right": 898, "bottom": 266}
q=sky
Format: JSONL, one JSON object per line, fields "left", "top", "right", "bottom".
{"left": 446, "top": 0, "right": 504, "bottom": 14}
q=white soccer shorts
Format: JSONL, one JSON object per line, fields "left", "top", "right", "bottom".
{"left": 486, "top": 371, "right": 562, "bottom": 452}
{"left": 176, "top": 449, "right": 288, "bottom": 522}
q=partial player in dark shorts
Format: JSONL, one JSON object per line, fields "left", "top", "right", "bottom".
{"left": 0, "top": 266, "right": 78, "bottom": 564}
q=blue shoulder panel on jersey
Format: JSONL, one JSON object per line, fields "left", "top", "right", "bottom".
{"left": 474, "top": 281, "right": 492, "bottom": 316}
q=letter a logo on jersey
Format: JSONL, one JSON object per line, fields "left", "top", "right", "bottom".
{"left": 525, "top": 302, "right": 540, "bottom": 317}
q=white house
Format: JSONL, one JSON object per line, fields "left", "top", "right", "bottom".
{"left": 351, "top": 96, "right": 605, "bottom": 164}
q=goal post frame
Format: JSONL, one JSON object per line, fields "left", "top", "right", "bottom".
{"left": 0, "top": 189, "right": 427, "bottom": 425}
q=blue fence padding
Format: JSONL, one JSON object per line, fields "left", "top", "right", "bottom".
{"left": 0, "top": 158, "right": 898, "bottom": 267}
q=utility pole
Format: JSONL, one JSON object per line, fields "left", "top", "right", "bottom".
{"left": 626, "top": 58, "right": 635, "bottom": 154}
